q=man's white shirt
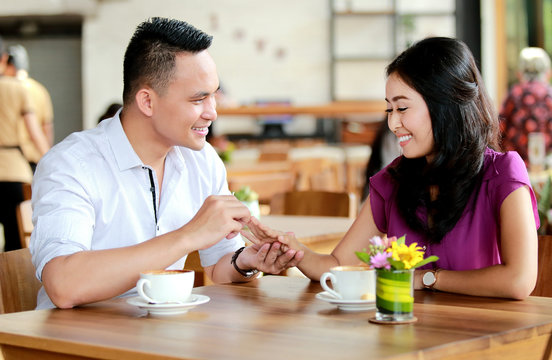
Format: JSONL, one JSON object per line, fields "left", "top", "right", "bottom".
{"left": 30, "top": 112, "right": 243, "bottom": 309}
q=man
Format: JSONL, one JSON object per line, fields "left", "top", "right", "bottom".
{"left": 5, "top": 44, "right": 54, "bottom": 171}
{"left": 500, "top": 47, "right": 552, "bottom": 164}
{"left": 31, "top": 18, "right": 303, "bottom": 309}
{"left": 0, "top": 36, "right": 49, "bottom": 252}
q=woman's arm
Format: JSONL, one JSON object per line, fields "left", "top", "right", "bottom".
{"left": 269, "top": 195, "right": 385, "bottom": 280}
{"left": 420, "top": 186, "right": 538, "bottom": 299}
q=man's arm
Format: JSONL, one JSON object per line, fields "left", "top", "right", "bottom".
{"left": 41, "top": 195, "right": 252, "bottom": 309}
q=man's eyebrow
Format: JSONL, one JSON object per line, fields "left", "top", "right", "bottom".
{"left": 385, "top": 95, "right": 410, "bottom": 102}
{"left": 190, "top": 86, "right": 220, "bottom": 99}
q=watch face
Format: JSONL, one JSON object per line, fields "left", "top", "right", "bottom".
{"left": 423, "top": 271, "right": 436, "bottom": 286}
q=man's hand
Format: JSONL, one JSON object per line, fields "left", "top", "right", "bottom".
{"left": 181, "top": 195, "right": 251, "bottom": 250}
{"left": 241, "top": 216, "right": 303, "bottom": 253}
{"left": 237, "top": 243, "right": 304, "bottom": 275}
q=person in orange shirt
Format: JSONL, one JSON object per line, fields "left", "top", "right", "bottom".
{"left": 0, "top": 37, "right": 49, "bottom": 251}
{"left": 5, "top": 44, "right": 54, "bottom": 171}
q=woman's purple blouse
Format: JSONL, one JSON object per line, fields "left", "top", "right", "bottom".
{"left": 370, "top": 148, "right": 539, "bottom": 270}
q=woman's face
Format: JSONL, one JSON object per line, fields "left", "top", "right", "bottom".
{"left": 385, "top": 73, "right": 434, "bottom": 160}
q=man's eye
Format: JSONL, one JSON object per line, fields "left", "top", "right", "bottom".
{"left": 398, "top": 107, "right": 408, "bottom": 112}
{"left": 385, "top": 109, "right": 392, "bottom": 113}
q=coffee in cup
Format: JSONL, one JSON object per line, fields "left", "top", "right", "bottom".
{"left": 136, "top": 269, "right": 194, "bottom": 304}
{"left": 320, "top": 265, "right": 375, "bottom": 300}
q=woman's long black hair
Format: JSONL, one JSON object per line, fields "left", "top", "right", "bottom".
{"left": 386, "top": 37, "right": 501, "bottom": 243}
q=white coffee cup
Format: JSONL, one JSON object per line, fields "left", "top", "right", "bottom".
{"left": 320, "top": 265, "right": 375, "bottom": 300}
{"left": 136, "top": 269, "right": 194, "bottom": 304}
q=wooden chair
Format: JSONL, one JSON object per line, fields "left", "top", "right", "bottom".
{"left": 270, "top": 190, "right": 358, "bottom": 218}
{"left": 22, "top": 182, "right": 32, "bottom": 201}
{"left": 531, "top": 235, "right": 552, "bottom": 297}
{"left": 292, "top": 158, "right": 345, "bottom": 192}
{"left": 16, "top": 199, "right": 33, "bottom": 248}
{"left": 185, "top": 250, "right": 213, "bottom": 287}
{"left": 0, "top": 248, "right": 42, "bottom": 313}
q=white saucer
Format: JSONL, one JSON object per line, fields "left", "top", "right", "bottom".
{"left": 127, "top": 294, "right": 210, "bottom": 316}
{"left": 315, "top": 291, "right": 375, "bottom": 311}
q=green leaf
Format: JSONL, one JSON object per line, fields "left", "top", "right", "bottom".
{"left": 355, "top": 251, "right": 371, "bottom": 264}
{"left": 412, "top": 255, "right": 440, "bottom": 269}
{"left": 388, "top": 258, "right": 405, "bottom": 270}
{"left": 396, "top": 235, "right": 406, "bottom": 246}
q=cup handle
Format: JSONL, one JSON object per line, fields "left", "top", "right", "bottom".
{"left": 320, "top": 272, "right": 342, "bottom": 299}
{"left": 136, "top": 278, "right": 156, "bottom": 303}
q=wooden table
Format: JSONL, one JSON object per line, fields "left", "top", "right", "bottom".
{"left": 1, "top": 276, "right": 552, "bottom": 360}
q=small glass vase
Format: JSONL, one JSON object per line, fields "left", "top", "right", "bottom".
{"left": 375, "top": 268, "right": 414, "bottom": 322}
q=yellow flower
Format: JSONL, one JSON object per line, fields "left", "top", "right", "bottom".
{"left": 390, "top": 241, "right": 424, "bottom": 269}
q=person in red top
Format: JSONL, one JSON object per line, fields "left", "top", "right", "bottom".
{"left": 500, "top": 47, "right": 552, "bottom": 164}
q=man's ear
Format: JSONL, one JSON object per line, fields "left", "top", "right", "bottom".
{"left": 135, "top": 88, "right": 154, "bottom": 117}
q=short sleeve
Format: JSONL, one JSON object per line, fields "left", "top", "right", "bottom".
{"left": 486, "top": 150, "right": 540, "bottom": 228}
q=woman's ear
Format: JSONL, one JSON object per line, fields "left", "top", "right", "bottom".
{"left": 135, "top": 88, "right": 154, "bottom": 117}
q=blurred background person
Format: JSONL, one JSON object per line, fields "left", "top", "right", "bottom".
{"left": 500, "top": 47, "right": 552, "bottom": 165}
{"left": 5, "top": 44, "right": 54, "bottom": 172}
{"left": 0, "top": 36, "right": 50, "bottom": 251}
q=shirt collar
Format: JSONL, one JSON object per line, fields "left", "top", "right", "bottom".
{"left": 105, "top": 111, "right": 186, "bottom": 173}
{"left": 105, "top": 111, "right": 143, "bottom": 171}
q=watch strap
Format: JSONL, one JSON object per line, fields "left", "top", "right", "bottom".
{"left": 231, "top": 247, "right": 259, "bottom": 278}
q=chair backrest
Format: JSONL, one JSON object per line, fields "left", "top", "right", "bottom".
{"left": 292, "top": 158, "right": 345, "bottom": 192}
{"left": 270, "top": 190, "right": 358, "bottom": 218}
{"left": 0, "top": 248, "right": 42, "bottom": 313}
{"left": 16, "top": 199, "right": 33, "bottom": 248}
{"left": 531, "top": 234, "right": 552, "bottom": 297}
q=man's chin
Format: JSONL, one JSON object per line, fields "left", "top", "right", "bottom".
{"left": 183, "top": 139, "right": 206, "bottom": 151}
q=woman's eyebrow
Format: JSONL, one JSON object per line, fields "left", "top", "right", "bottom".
{"left": 385, "top": 95, "right": 410, "bottom": 102}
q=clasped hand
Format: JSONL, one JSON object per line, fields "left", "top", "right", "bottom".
{"left": 239, "top": 217, "right": 304, "bottom": 274}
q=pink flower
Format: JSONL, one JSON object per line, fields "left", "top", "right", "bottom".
{"left": 369, "top": 236, "right": 384, "bottom": 247}
{"left": 370, "top": 252, "right": 392, "bottom": 270}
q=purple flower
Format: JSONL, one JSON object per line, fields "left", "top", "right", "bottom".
{"left": 370, "top": 252, "right": 392, "bottom": 270}
{"left": 369, "top": 236, "right": 384, "bottom": 247}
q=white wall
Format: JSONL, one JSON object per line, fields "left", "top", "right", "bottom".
{"left": 0, "top": 0, "right": 331, "bottom": 134}
{"left": 82, "top": 0, "right": 330, "bottom": 131}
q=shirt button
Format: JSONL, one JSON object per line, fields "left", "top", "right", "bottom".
{"left": 156, "top": 226, "right": 160, "bottom": 231}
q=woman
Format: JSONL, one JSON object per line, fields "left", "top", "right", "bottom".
{"left": 247, "top": 37, "right": 539, "bottom": 299}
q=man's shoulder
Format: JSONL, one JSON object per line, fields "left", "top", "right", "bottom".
{"left": 42, "top": 127, "right": 106, "bottom": 166}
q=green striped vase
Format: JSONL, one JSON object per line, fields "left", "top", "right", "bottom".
{"left": 375, "top": 269, "right": 414, "bottom": 322}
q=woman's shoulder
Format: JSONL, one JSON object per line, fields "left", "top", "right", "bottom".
{"left": 370, "top": 156, "right": 401, "bottom": 195}
{"left": 482, "top": 148, "right": 529, "bottom": 183}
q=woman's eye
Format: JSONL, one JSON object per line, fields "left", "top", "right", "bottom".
{"left": 398, "top": 107, "right": 408, "bottom": 112}
{"left": 385, "top": 108, "right": 392, "bottom": 113}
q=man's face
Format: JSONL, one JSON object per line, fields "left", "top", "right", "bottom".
{"left": 150, "top": 50, "right": 219, "bottom": 151}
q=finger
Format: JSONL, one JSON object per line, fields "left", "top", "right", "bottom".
{"left": 239, "top": 229, "right": 262, "bottom": 245}
{"left": 285, "top": 250, "right": 305, "bottom": 268}
{"left": 256, "top": 242, "right": 270, "bottom": 263}
{"left": 263, "top": 242, "right": 281, "bottom": 265}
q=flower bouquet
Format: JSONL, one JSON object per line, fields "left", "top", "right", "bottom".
{"left": 356, "top": 235, "right": 438, "bottom": 323}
